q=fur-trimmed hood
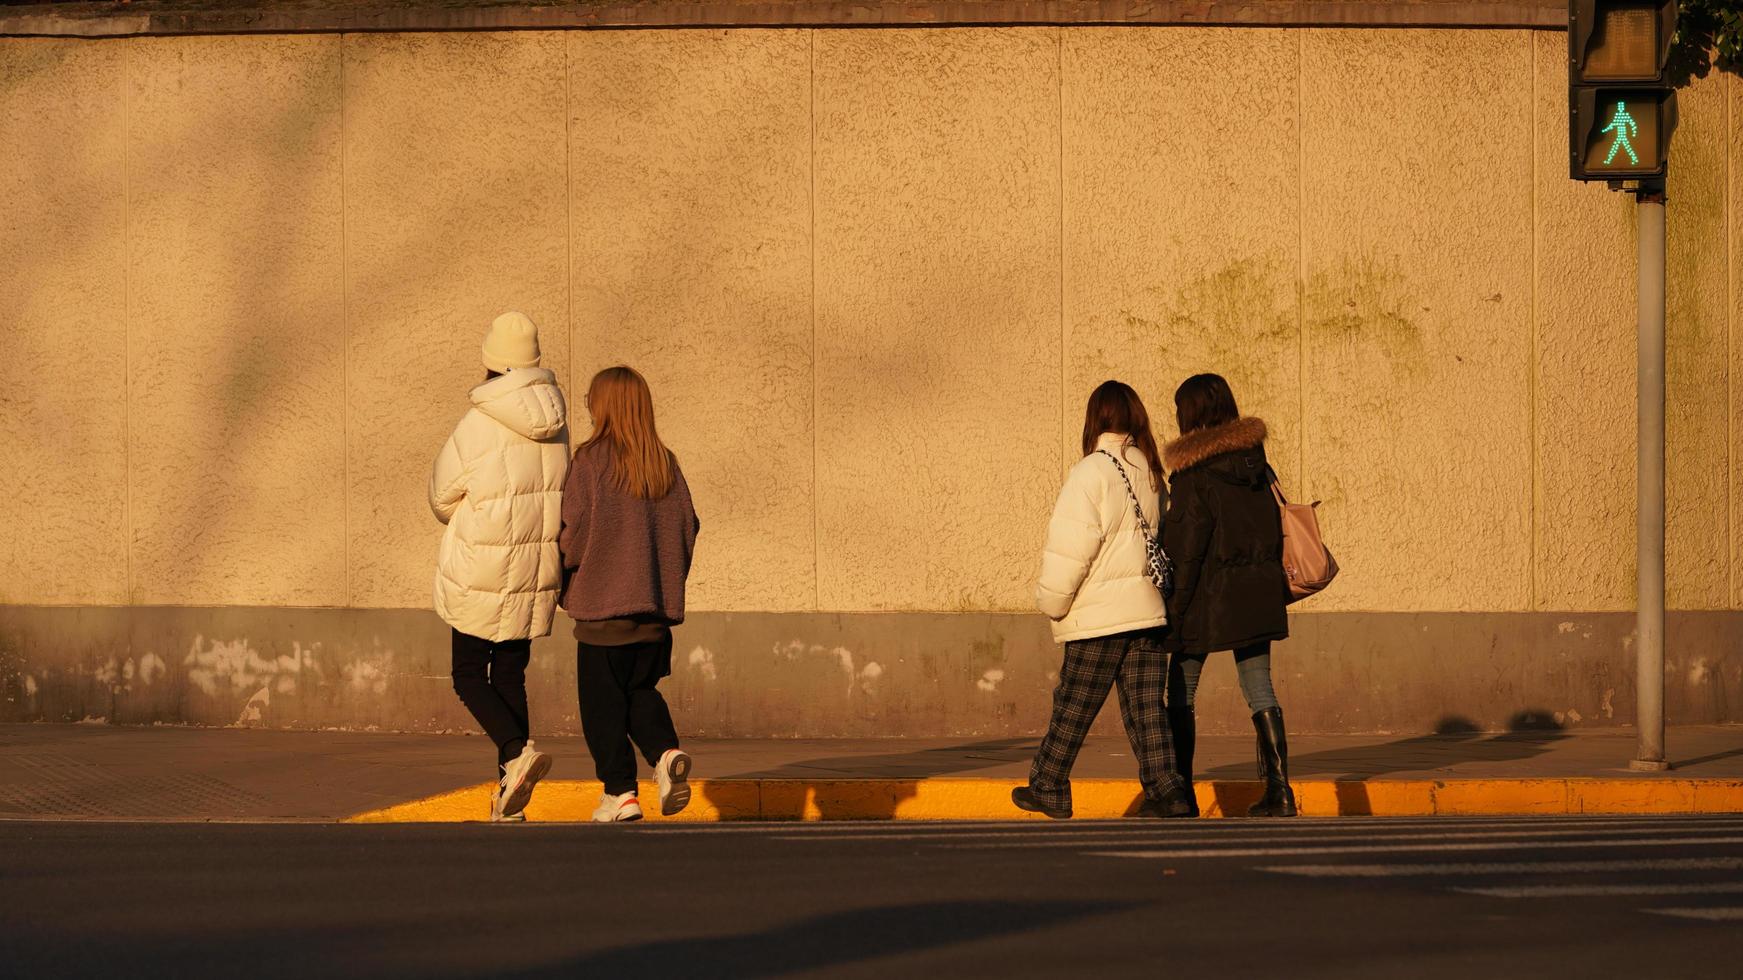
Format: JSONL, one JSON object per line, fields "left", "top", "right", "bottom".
{"left": 1164, "top": 417, "right": 1267, "bottom": 473}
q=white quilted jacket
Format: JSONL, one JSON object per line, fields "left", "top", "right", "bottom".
{"left": 429, "top": 369, "right": 570, "bottom": 642}
{"left": 1035, "top": 433, "right": 1169, "bottom": 643}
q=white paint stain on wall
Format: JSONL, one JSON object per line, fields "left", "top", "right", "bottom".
{"left": 234, "top": 686, "right": 271, "bottom": 726}
{"left": 688, "top": 647, "right": 718, "bottom": 682}
{"left": 184, "top": 636, "right": 301, "bottom": 697}
{"left": 343, "top": 659, "right": 390, "bottom": 696}
{"left": 977, "top": 669, "right": 1006, "bottom": 693}
{"left": 775, "top": 641, "right": 867, "bottom": 697}
{"left": 23, "top": 675, "right": 38, "bottom": 697}
{"left": 858, "top": 662, "right": 883, "bottom": 696}
{"left": 139, "top": 653, "right": 167, "bottom": 685}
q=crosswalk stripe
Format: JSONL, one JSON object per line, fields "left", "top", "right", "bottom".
{"left": 1643, "top": 907, "right": 1743, "bottom": 921}
{"left": 769, "top": 825, "right": 1736, "bottom": 846}
{"left": 1089, "top": 835, "right": 1743, "bottom": 860}
{"left": 1454, "top": 882, "right": 1743, "bottom": 898}
{"left": 1260, "top": 857, "right": 1743, "bottom": 877}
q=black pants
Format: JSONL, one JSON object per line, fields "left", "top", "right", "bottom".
{"left": 577, "top": 635, "right": 681, "bottom": 796}
{"left": 450, "top": 629, "right": 531, "bottom": 778}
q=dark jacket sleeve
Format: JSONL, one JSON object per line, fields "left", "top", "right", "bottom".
{"left": 1163, "top": 471, "right": 1216, "bottom": 631}
{"left": 559, "top": 451, "right": 591, "bottom": 572}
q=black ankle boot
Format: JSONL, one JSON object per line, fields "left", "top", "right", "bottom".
{"left": 1247, "top": 707, "right": 1297, "bottom": 817}
{"left": 1166, "top": 705, "right": 1199, "bottom": 818}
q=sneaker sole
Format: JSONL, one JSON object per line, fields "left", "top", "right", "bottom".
{"left": 661, "top": 751, "right": 693, "bottom": 817}
{"left": 500, "top": 753, "right": 552, "bottom": 818}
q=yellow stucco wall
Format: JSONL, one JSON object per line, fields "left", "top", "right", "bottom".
{"left": 0, "top": 39, "right": 128, "bottom": 605}
{"left": 0, "top": 27, "right": 1737, "bottom": 614}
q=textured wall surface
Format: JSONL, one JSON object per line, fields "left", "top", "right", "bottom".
{"left": 0, "top": 40, "right": 128, "bottom": 605}
{"left": 1663, "top": 69, "right": 1732, "bottom": 611}
{"left": 344, "top": 32, "right": 571, "bottom": 609}
{"left": 1733, "top": 74, "right": 1743, "bottom": 613}
{"left": 813, "top": 29, "right": 1062, "bottom": 611}
{"left": 568, "top": 29, "right": 815, "bottom": 612}
{"left": 1062, "top": 28, "right": 1301, "bottom": 496}
{"left": 2, "top": 26, "right": 1740, "bottom": 623}
{"left": 1530, "top": 31, "right": 1637, "bottom": 612}
{"left": 126, "top": 36, "right": 346, "bottom": 606}
{"left": 1301, "top": 29, "right": 1534, "bottom": 612}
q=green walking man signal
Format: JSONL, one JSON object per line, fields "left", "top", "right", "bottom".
{"left": 1567, "top": 0, "right": 1677, "bottom": 180}
{"left": 1601, "top": 101, "right": 1639, "bottom": 166}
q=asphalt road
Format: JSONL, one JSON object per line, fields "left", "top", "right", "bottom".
{"left": 3, "top": 815, "right": 1741, "bottom": 979}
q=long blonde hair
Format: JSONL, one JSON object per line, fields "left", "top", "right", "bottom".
{"left": 582, "top": 366, "right": 674, "bottom": 499}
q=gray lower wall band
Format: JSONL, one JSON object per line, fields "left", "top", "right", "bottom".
{"left": 1, "top": 606, "right": 1738, "bottom": 737}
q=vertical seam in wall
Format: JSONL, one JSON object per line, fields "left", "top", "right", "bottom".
{"left": 121, "top": 38, "right": 133, "bottom": 604}
{"left": 339, "top": 33, "right": 350, "bottom": 606}
{"left": 1296, "top": 29, "right": 1305, "bottom": 496}
{"left": 809, "top": 29, "right": 819, "bottom": 611}
{"left": 564, "top": 34, "right": 574, "bottom": 413}
{"left": 1058, "top": 27, "right": 1066, "bottom": 480}
{"left": 1528, "top": 32, "right": 1538, "bottom": 611}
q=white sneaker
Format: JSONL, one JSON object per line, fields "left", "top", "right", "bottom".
{"left": 498, "top": 741, "right": 552, "bottom": 819}
{"left": 489, "top": 785, "right": 526, "bottom": 823}
{"left": 592, "top": 790, "right": 643, "bottom": 823}
{"left": 655, "top": 749, "right": 693, "bottom": 816}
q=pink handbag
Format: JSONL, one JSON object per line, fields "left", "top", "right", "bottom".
{"left": 1271, "top": 476, "right": 1338, "bottom": 602}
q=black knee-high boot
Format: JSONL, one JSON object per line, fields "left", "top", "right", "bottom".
{"left": 1248, "top": 707, "right": 1297, "bottom": 817}
{"left": 1167, "top": 705, "right": 1199, "bottom": 818}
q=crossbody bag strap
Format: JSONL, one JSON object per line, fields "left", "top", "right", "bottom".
{"left": 1096, "top": 448, "right": 1154, "bottom": 537}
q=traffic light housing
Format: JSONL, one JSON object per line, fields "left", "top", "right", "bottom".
{"left": 1569, "top": 0, "right": 1678, "bottom": 180}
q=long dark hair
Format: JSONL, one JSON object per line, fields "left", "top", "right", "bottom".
{"left": 1174, "top": 373, "right": 1241, "bottom": 435}
{"left": 1081, "top": 380, "right": 1163, "bottom": 491}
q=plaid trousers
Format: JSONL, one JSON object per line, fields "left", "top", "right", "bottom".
{"left": 1028, "top": 628, "right": 1183, "bottom": 808}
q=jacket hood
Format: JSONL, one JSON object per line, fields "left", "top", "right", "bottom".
{"left": 1164, "top": 417, "right": 1267, "bottom": 474}
{"left": 471, "top": 368, "right": 567, "bottom": 441}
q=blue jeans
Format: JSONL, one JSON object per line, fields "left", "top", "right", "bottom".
{"left": 1167, "top": 642, "right": 1279, "bottom": 714}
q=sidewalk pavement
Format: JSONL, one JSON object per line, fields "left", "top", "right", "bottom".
{"left": 2, "top": 723, "right": 1740, "bottom": 823}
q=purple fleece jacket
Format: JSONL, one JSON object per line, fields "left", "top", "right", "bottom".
{"left": 558, "top": 441, "right": 700, "bottom": 625}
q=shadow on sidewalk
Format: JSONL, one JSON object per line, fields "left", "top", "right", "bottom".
{"left": 1202, "top": 710, "right": 1569, "bottom": 781}
{"left": 721, "top": 738, "right": 1041, "bottom": 820}
{"left": 504, "top": 899, "right": 1134, "bottom": 979}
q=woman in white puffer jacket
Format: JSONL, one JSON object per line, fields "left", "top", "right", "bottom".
{"left": 1014, "top": 380, "right": 1193, "bottom": 821}
{"left": 429, "top": 311, "right": 569, "bottom": 822}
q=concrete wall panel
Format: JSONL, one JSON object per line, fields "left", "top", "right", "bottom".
{"left": 568, "top": 30, "right": 814, "bottom": 613}
{"left": 1663, "top": 70, "right": 1730, "bottom": 610}
{"left": 0, "top": 40, "right": 128, "bottom": 604}
{"left": 1061, "top": 27, "right": 1300, "bottom": 490}
{"left": 1531, "top": 31, "right": 1636, "bottom": 611}
{"left": 1300, "top": 29, "right": 1534, "bottom": 612}
{"left": 813, "top": 29, "right": 1062, "bottom": 611}
{"left": 1733, "top": 73, "right": 1743, "bottom": 612}
{"left": 344, "top": 32, "right": 570, "bottom": 609}
{"left": 126, "top": 36, "right": 345, "bottom": 606}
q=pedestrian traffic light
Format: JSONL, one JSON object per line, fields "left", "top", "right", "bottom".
{"left": 1568, "top": 0, "right": 1678, "bottom": 180}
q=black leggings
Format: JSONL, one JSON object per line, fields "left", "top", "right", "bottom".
{"left": 577, "top": 635, "right": 681, "bottom": 796}
{"left": 450, "top": 629, "right": 531, "bottom": 778}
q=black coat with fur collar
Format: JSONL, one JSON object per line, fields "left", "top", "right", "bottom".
{"left": 1161, "top": 417, "right": 1291, "bottom": 656}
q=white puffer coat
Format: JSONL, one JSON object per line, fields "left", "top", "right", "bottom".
{"left": 430, "top": 368, "right": 570, "bottom": 642}
{"left": 1035, "top": 433, "right": 1168, "bottom": 643}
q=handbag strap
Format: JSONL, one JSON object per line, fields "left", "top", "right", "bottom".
{"left": 1266, "top": 464, "right": 1289, "bottom": 506}
{"left": 1096, "top": 449, "right": 1155, "bottom": 538}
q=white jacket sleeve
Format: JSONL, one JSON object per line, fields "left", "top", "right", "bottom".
{"left": 1035, "top": 465, "right": 1105, "bottom": 621}
{"left": 429, "top": 427, "right": 468, "bottom": 525}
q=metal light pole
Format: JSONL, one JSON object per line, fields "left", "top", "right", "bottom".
{"left": 1631, "top": 179, "right": 1669, "bottom": 772}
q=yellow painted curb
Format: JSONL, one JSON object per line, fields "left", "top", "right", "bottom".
{"left": 344, "top": 777, "right": 1743, "bottom": 823}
